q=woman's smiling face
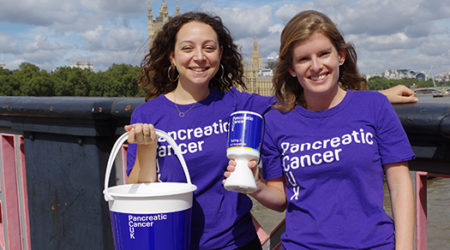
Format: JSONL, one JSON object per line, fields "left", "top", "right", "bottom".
{"left": 170, "top": 21, "right": 222, "bottom": 88}
{"left": 289, "top": 30, "right": 345, "bottom": 99}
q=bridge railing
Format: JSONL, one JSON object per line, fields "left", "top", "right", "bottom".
{"left": 0, "top": 96, "right": 448, "bottom": 249}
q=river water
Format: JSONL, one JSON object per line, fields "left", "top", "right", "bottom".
{"left": 420, "top": 177, "right": 450, "bottom": 249}
{"left": 250, "top": 94, "right": 450, "bottom": 249}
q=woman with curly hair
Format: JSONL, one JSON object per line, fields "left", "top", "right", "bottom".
{"left": 124, "top": 12, "right": 272, "bottom": 249}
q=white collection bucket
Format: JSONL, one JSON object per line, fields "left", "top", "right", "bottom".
{"left": 103, "top": 130, "right": 197, "bottom": 250}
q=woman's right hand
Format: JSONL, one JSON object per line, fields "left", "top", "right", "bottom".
{"left": 125, "top": 123, "right": 158, "bottom": 184}
{"left": 223, "top": 159, "right": 260, "bottom": 185}
{"left": 124, "top": 123, "right": 157, "bottom": 145}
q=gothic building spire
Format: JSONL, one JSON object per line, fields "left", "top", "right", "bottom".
{"left": 160, "top": 0, "right": 169, "bottom": 23}
{"left": 147, "top": 0, "right": 153, "bottom": 48}
{"left": 250, "top": 34, "right": 262, "bottom": 70}
{"left": 176, "top": 0, "right": 180, "bottom": 15}
{"left": 148, "top": 1, "right": 181, "bottom": 49}
{"left": 252, "top": 34, "right": 259, "bottom": 52}
{"left": 148, "top": 0, "right": 153, "bottom": 21}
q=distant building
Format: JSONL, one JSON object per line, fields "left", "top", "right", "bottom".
{"left": 69, "top": 60, "right": 93, "bottom": 70}
{"left": 382, "top": 69, "right": 428, "bottom": 81}
{"left": 435, "top": 72, "right": 450, "bottom": 82}
{"left": 147, "top": 0, "right": 180, "bottom": 48}
{"left": 0, "top": 62, "right": 5, "bottom": 69}
{"left": 241, "top": 36, "right": 272, "bottom": 96}
{"left": 363, "top": 73, "right": 381, "bottom": 81}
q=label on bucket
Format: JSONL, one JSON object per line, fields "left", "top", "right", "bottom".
{"left": 227, "top": 111, "right": 263, "bottom": 152}
{"left": 110, "top": 209, "right": 192, "bottom": 250}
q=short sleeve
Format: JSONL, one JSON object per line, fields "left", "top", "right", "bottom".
{"left": 375, "top": 95, "right": 415, "bottom": 165}
{"left": 261, "top": 113, "right": 283, "bottom": 180}
{"left": 230, "top": 88, "right": 274, "bottom": 115}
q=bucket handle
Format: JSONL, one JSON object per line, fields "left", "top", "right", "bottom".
{"left": 103, "top": 129, "right": 192, "bottom": 201}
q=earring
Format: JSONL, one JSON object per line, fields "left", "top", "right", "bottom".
{"left": 168, "top": 65, "right": 179, "bottom": 82}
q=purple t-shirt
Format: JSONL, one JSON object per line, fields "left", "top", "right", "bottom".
{"left": 262, "top": 90, "right": 414, "bottom": 249}
{"left": 127, "top": 87, "right": 273, "bottom": 249}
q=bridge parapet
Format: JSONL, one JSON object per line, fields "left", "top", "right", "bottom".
{"left": 0, "top": 96, "right": 448, "bottom": 249}
{"left": 394, "top": 101, "right": 450, "bottom": 174}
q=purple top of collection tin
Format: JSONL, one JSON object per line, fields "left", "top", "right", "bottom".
{"left": 227, "top": 111, "right": 263, "bottom": 153}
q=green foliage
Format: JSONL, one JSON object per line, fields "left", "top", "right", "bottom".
{"left": 88, "top": 71, "right": 112, "bottom": 96}
{"left": 103, "top": 64, "right": 140, "bottom": 97}
{"left": 8, "top": 62, "right": 447, "bottom": 97}
{"left": 0, "top": 75, "right": 20, "bottom": 96}
{"left": 0, "top": 62, "right": 145, "bottom": 97}
{"left": 68, "top": 68, "right": 90, "bottom": 96}
{"left": 22, "top": 75, "right": 56, "bottom": 96}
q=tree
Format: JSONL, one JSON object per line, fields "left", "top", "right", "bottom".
{"left": 0, "top": 68, "right": 16, "bottom": 95}
{"left": 0, "top": 67, "right": 12, "bottom": 76}
{"left": 21, "top": 75, "right": 56, "bottom": 96}
{"left": 52, "top": 67, "right": 90, "bottom": 96}
{"left": 88, "top": 71, "right": 113, "bottom": 96}
{"left": 18, "top": 62, "right": 41, "bottom": 80}
{"left": 68, "top": 68, "right": 90, "bottom": 96}
{"left": 3, "top": 62, "right": 152, "bottom": 97}
{"left": 367, "top": 76, "right": 390, "bottom": 90}
{"left": 104, "top": 64, "right": 140, "bottom": 97}
{"left": 0, "top": 75, "right": 17, "bottom": 96}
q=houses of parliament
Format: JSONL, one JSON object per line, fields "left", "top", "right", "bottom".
{"left": 147, "top": 0, "right": 273, "bottom": 96}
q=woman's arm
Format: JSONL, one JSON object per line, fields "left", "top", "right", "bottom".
{"left": 250, "top": 176, "right": 286, "bottom": 212}
{"left": 385, "top": 161, "right": 415, "bottom": 250}
{"left": 379, "top": 85, "right": 418, "bottom": 104}
{"left": 125, "top": 123, "right": 158, "bottom": 183}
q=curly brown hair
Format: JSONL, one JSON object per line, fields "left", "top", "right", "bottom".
{"left": 273, "top": 10, "right": 366, "bottom": 112}
{"left": 140, "top": 12, "right": 246, "bottom": 101}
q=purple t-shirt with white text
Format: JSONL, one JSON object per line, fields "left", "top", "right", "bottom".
{"left": 128, "top": 87, "right": 273, "bottom": 250}
{"left": 262, "top": 90, "right": 414, "bottom": 249}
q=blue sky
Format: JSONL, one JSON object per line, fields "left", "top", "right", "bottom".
{"left": 1, "top": 0, "right": 449, "bottom": 76}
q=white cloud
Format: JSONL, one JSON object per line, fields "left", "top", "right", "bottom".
{"left": 0, "top": 0, "right": 143, "bottom": 32}
{"left": 350, "top": 33, "right": 413, "bottom": 51}
{"left": 0, "top": 0, "right": 84, "bottom": 27}
{"left": 271, "top": 0, "right": 450, "bottom": 74}
{"left": 200, "top": 4, "right": 273, "bottom": 38}
{"left": 22, "top": 35, "right": 64, "bottom": 52}
{"left": 91, "top": 50, "right": 143, "bottom": 71}
{"left": 418, "top": 36, "right": 450, "bottom": 57}
{"left": 0, "top": 0, "right": 448, "bottom": 75}
{"left": 104, "top": 27, "right": 146, "bottom": 51}
{"left": 82, "top": 25, "right": 105, "bottom": 50}
{"left": 16, "top": 34, "right": 69, "bottom": 69}
{"left": 0, "top": 33, "right": 20, "bottom": 54}
{"left": 274, "top": 3, "right": 313, "bottom": 23}
{"left": 80, "top": 0, "right": 145, "bottom": 14}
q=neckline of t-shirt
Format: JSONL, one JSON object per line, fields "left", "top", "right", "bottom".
{"left": 160, "top": 87, "right": 220, "bottom": 109}
{"left": 294, "top": 90, "right": 354, "bottom": 118}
